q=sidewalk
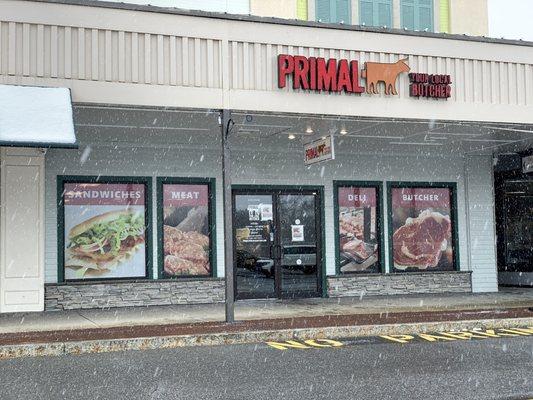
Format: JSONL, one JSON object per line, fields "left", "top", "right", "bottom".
{"left": 1, "top": 287, "right": 531, "bottom": 334}
{"left": 0, "top": 287, "right": 531, "bottom": 358}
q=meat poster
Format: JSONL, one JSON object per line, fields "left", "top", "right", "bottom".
{"left": 162, "top": 184, "right": 211, "bottom": 277}
{"left": 391, "top": 187, "right": 454, "bottom": 271}
{"left": 337, "top": 186, "right": 380, "bottom": 273}
{"left": 63, "top": 183, "right": 147, "bottom": 280}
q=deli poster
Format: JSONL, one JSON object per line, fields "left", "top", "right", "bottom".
{"left": 162, "top": 184, "right": 211, "bottom": 277}
{"left": 338, "top": 186, "right": 380, "bottom": 273}
{"left": 63, "top": 183, "right": 147, "bottom": 280}
{"left": 391, "top": 187, "right": 454, "bottom": 272}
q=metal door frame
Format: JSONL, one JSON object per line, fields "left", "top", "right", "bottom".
{"left": 232, "top": 185, "right": 324, "bottom": 300}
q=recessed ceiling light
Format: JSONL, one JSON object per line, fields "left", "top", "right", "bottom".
{"left": 288, "top": 134, "right": 296, "bottom": 140}
{"left": 340, "top": 128, "right": 348, "bottom": 135}
{"left": 306, "top": 127, "right": 314, "bottom": 134}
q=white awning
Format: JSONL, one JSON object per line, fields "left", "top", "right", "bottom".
{"left": 0, "top": 85, "right": 76, "bottom": 148}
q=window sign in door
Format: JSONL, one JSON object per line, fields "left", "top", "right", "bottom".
{"left": 337, "top": 185, "right": 381, "bottom": 273}
{"left": 62, "top": 181, "right": 148, "bottom": 281}
{"left": 291, "top": 225, "right": 305, "bottom": 242}
{"left": 390, "top": 185, "right": 456, "bottom": 272}
{"left": 161, "top": 182, "right": 212, "bottom": 277}
{"left": 234, "top": 194, "right": 275, "bottom": 299}
{"left": 238, "top": 200, "right": 273, "bottom": 244}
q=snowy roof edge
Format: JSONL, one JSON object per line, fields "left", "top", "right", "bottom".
{"left": 0, "top": 84, "right": 78, "bottom": 149}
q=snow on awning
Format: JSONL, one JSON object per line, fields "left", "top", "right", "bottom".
{"left": 0, "top": 85, "right": 77, "bottom": 148}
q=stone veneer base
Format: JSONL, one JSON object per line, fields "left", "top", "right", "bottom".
{"left": 45, "top": 279, "right": 225, "bottom": 311}
{"left": 45, "top": 272, "right": 472, "bottom": 311}
{"left": 327, "top": 271, "right": 472, "bottom": 298}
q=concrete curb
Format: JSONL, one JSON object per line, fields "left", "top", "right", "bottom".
{"left": 1, "top": 316, "right": 532, "bottom": 360}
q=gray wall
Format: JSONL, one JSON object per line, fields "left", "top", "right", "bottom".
{"left": 44, "top": 107, "right": 498, "bottom": 292}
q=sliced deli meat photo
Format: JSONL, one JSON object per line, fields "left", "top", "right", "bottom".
{"left": 163, "top": 225, "right": 210, "bottom": 276}
{"left": 164, "top": 254, "right": 208, "bottom": 276}
{"left": 342, "top": 238, "right": 369, "bottom": 260}
{"left": 339, "top": 212, "right": 364, "bottom": 239}
{"left": 393, "top": 210, "right": 451, "bottom": 270}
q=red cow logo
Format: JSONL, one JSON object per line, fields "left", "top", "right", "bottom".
{"left": 361, "top": 58, "right": 410, "bottom": 95}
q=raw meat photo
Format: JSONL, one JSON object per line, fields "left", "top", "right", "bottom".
{"left": 393, "top": 209, "right": 452, "bottom": 270}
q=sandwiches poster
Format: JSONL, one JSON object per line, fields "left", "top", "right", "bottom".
{"left": 338, "top": 187, "right": 379, "bottom": 273}
{"left": 391, "top": 187, "right": 454, "bottom": 272}
{"left": 64, "top": 183, "right": 147, "bottom": 280}
{"left": 162, "top": 184, "right": 210, "bottom": 277}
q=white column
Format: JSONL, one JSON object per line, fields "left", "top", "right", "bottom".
{"left": 465, "top": 154, "right": 498, "bottom": 293}
{"left": 351, "top": 0, "right": 359, "bottom": 25}
{"left": 308, "top": 0, "right": 316, "bottom": 21}
{"left": 392, "top": 0, "right": 401, "bottom": 28}
{"left": 0, "top": 147, "right": 45, "bottom": 313}
{"left": 433, "top": 0, "right": 441, "bottom": 32}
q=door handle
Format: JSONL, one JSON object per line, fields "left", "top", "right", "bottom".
{"left": 274, "top": 245, "right": 282, "bottom": 261}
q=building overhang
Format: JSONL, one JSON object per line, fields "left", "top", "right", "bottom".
{"left": 2, "top": 1, "right": 533, "bottom": 126}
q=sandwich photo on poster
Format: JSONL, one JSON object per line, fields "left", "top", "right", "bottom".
{"left": 63, "top": 182, "right": 147, "bottom": 280}
{"left": 162, "top": 183, "right": 211, "bottom": 277}
{"left": 337, "top": 186, "right": 380, "bottom": 273}
{"left": 391, "top": 186, "right": 455, "bottom": 272}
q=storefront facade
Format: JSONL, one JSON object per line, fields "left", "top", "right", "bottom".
{"left": 1, "top": 0, "right": 532, "bottom": 312}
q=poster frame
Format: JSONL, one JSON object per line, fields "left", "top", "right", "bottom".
{"left": 333, "top": 181, "right": 385, "bottom": 275}
{"left": 57, "top": 175, "right": 153, "bottom": 283}
{"left": 386, "top": 181, "right": 460, "bottom": 273}
{"left": 157, "top": 177, "right": 217, "bottom": 279}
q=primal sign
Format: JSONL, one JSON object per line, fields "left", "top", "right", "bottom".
{"left": 278, "top": 54, "right": 452, "bottom": 99}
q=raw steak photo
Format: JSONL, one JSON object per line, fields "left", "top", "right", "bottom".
{"left": 393, "top": 210, "right": 451, "bottom": 270}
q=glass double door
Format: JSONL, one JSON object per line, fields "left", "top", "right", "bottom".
{"left": 233, "top": 189, "right": 322, "bottom": 299}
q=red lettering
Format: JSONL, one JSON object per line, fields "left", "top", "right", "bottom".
{"left": 309, "top": 57, "right": 317, "bottom": 90}
{"left": 350, "top": 60, "right": 364, "bottom": 93}
{"left": 278, "top": 54, "right": 294, "bottom": 88}
{"left": 317, "top": 58, "right": 337, "bottom": 91}
{"left": 336, "top": 59, "right": 352, "bottom": 92}
{"left": 293, "top": 55, "right": 310, "bottom": 90}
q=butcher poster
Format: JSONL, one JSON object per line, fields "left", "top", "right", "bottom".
{"left": 391, "top": 187, "right": 454, "bottom": 272}
{"left": 63, "top": 182, "right": 147, "bottom": 280}
{"left": 162, "top": 184, "right": 211, "bottom": 277}
{"left": 337, "top": 186, "right": 380, "bottom": 273}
